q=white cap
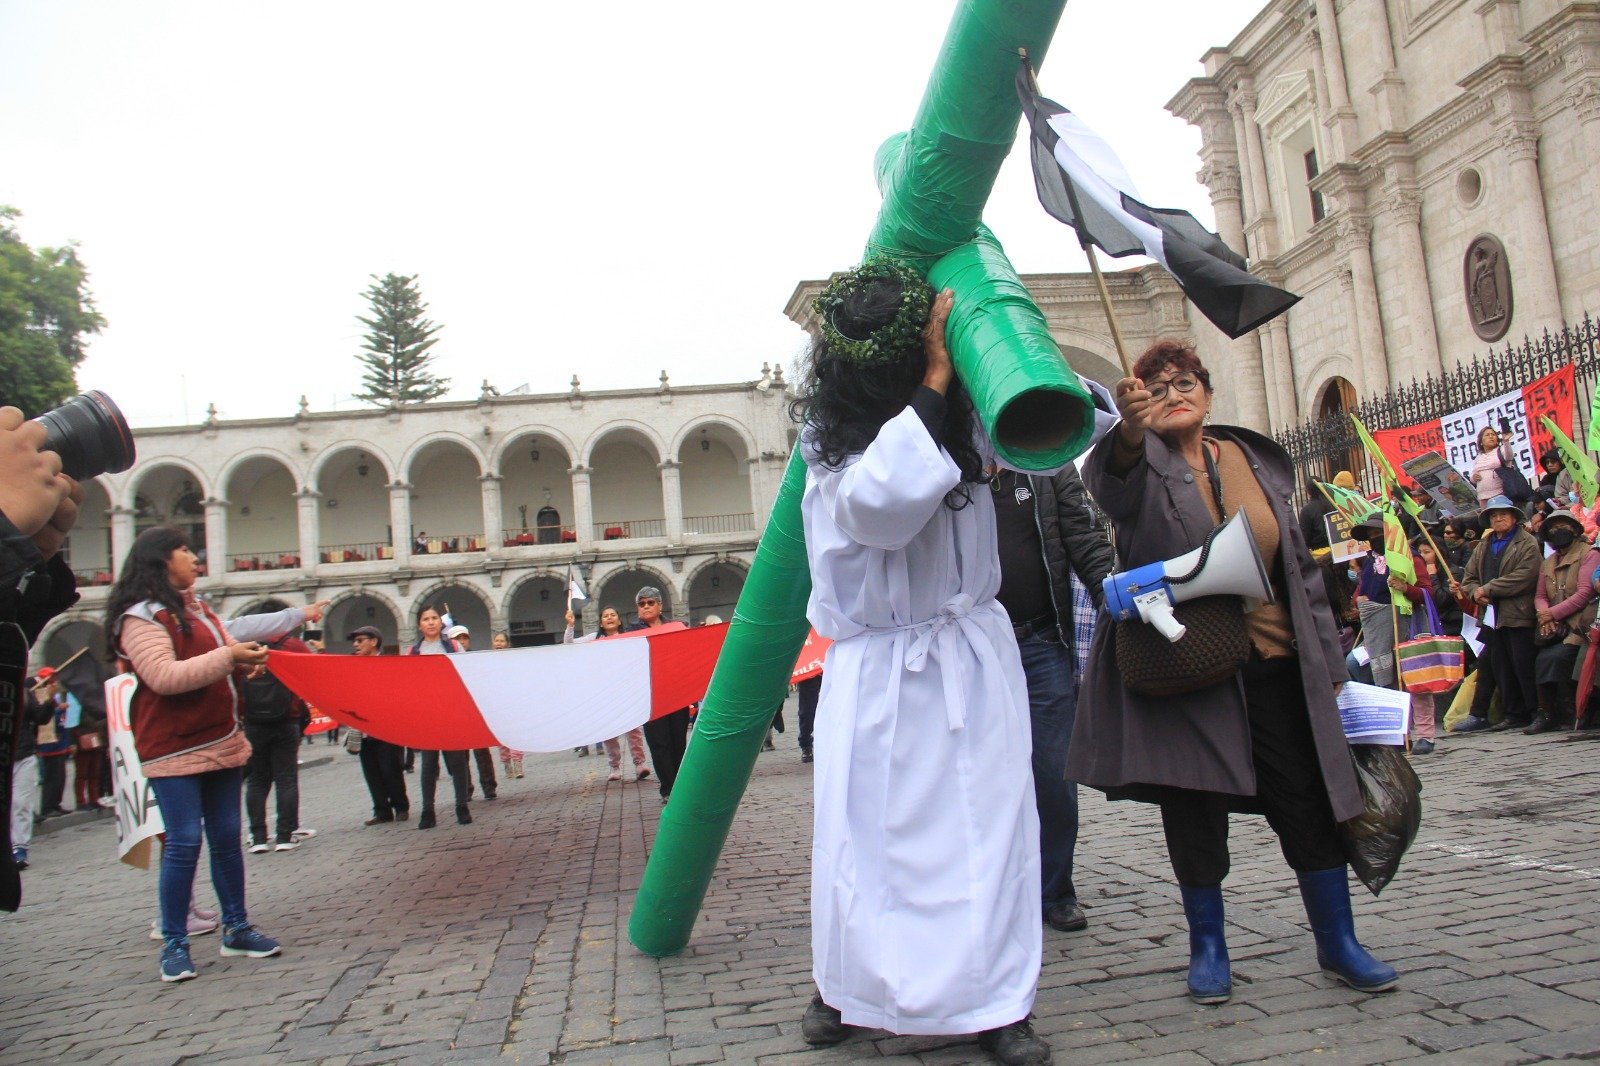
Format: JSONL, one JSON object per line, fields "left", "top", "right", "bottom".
{"left": 445, "top": 624, "right": 469, "bottom": 638}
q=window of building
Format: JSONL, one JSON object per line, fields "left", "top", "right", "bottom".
{"left": 1304, "top": 149, "right": 1326, "bottom": 225}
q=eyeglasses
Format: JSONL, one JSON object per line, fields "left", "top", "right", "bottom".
{"left": 638, "top": 599, "right": 660, "bottom": 607}
{"left": 1147, "top": 373, "right": 1201, "bottom": 403}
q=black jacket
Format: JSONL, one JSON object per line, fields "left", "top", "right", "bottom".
{"left": 1024, "top": 466, "right": 1116, "bottom": 658}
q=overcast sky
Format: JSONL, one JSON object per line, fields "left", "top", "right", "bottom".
{"left": 2, "top": 1, "right": 1265, "bottom": 429}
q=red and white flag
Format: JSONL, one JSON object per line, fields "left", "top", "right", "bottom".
{"left": 267, "top": 622, "right": 726, "bottom": 752}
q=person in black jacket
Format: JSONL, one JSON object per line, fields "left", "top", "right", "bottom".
{"left": 992, "top": 462, "right": 1114, "bottom": 934}
{"left": 1, "top": 405, "right": 83, "bottom": 910}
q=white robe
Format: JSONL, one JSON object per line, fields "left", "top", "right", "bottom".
{"left": 802, "top": 407, "right": 1040, "bottom": 1036}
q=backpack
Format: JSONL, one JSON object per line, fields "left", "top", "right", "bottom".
{"left": 241, "top": 670, "right": 296, "bottom": 723}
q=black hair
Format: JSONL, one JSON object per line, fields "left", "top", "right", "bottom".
{"left": 417, "top": 604, "right": 442, "bottom": 621}
{"left": 104, "top": 526, "right": 193, "bottom": 655}
{"left": 791, "top": 273, "right": 986, "bottom": 508}
{"left": 1540, "top": 448, "right": 1563, "bottom": 469}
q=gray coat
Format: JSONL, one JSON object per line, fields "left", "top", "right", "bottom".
{"left": 1068, "top": 424, "right": 1364, "bottom": 823}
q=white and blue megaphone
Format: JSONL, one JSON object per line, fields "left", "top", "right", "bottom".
{"left": 1102, "top": 509, "right": 1275, "bottom": 643}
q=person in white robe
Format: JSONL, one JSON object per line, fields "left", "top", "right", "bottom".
{"left": 794, "top": 260, "right": 1051, "bottom": 1066}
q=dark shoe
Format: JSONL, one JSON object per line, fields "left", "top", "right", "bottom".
{"left": 394, "top": 809, "right": 410, "bottom": 822}
{"left": 159, "top": 939, "right": 197, "bottom": 983}
{"left": 417, "top": 810, "right": 437, "bottom": 830}
{"left": 801, "top": 748, "right": 813, "bottom": 764}
{"left": 636, "top": 767, "right": 651, "bottom": 781}
{"left": 1452, "top": 714, "right": 1489, "bottom": 733}
{"left": 220, "top": 924, "right": 281, "bottom": 958}
{"left": 456, "top": 804, "right": 472, "bottom": 825}
{"left": 1297, "top": 867, "right": 1398, "bottom": 993}
{"left": 483, "top": 790, "right": 496, "bottom": 801}
{"left": 1489, "top": 717, "right": 1527, "bottom": 732}
{"left": 1523, "top": 715, "right": 1555, "bottom": 735}
{"left": 364, "top": 815, "right": 394, "bottom": 826}
{"left": 12, "top": 847, "right": 27, "bottom": 871}
{"left": 800, "top": 994, "right": 855, "bottom": 1046}
{"left": 1410, "top": 738, "right": 1434, "bottom": 755}
{"left": 977, "top": 1019, "right": 1052, "bottom": 1065}
{"left": 1044, "top": 902, "right": 1087, "bottom": 932}
{"left": 1180, "top": 885, "right": 1232, "bottom": 1004}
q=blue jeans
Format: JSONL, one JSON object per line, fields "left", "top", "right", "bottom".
{"left": 150, "top": 768, "right": 249, "bottom": 941}
{"left": 1017, "top": 632, "right": 1079, "bottom": 910}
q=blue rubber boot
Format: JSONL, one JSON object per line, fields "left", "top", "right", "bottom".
{"left": 1296, "top": 867, "right": 1398, "bottom": 993}
{"left": 1178, "top": 885, "right": 1232, "bottom": 1004}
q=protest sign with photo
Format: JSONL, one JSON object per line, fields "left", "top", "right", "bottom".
{"left": 1324, "top": 512, "right": 1369, "bottom": 563}
{"left": 1402, "top": 452, "right": 1480, "bottom": 519}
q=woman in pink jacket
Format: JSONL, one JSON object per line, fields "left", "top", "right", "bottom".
{"left": 105, "top": 527, "right": 281, "bottom": 983}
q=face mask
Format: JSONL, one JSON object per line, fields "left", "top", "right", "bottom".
{"left": 1548, "top": 529, "right": 1577, "bottom": 548}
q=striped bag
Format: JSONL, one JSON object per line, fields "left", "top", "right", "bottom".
{"left": 1397, "top": 590, "right": 1465, "bottom": 694}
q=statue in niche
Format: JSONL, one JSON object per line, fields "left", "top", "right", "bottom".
{"left": 1464, "top": 235, "right": 1513, "bottom": 342}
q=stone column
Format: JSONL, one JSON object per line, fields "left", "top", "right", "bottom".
{"left": 479, "top": 473, "right": 502, "bottom": 548}
{"left": 1389, "top": 192, "right": 1443, "bottom": 381}
{"left": 570, "top": 466, "right": 594, "bottom": 549}
{"left": 1313, "top": 0, "right": 1360, "bottom": 156}
{"left": 660, "top": 461, "right": 684, "bottom": 544}
{"left": 1367, "top": 0, "right": 1407, "bottom": 131}
{"left": 110, "top": 506, "right": 136, "bottom": 578}
{"left": 1262, "top": 318, "right": 1300, "bottom": 427}
{"left": 388, "top": 482, "right": 412, "bottom": 565}
{"left": 1234, "top": 86, "right": 1280, "bottom": 257}
{"left": 295, "top": 490, "right": 321, "bottom": 571}
{"left": 1501, "top": 126, "right": 1563, "bottom": 328}
{"left": 202, "top": 498, "right": 229, "bottom": 575}
{"left": 1337, "top": 217, "right": 1391, "bottom": 395}
{"left": 747, "top": 457, "right": 766, "bottom": 528}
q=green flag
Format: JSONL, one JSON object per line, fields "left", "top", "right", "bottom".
{"left": 1352, "top": 415, "right": 1422, "bottom": 517}
{"left": 1315, "top": 480, "right": 1380, "bottom": 528}
{"left": 1540, "top": 415, "right": 1599, "bottom": 507}
{"left": 1383, "top": 510, "right": 1416, "bottom": 616}
{"left": 1588, "top": 386, "right": 1600, "bottom": 454}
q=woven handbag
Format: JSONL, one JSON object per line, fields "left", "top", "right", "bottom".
{"left": 1114, "top": 594, "right": 1250, "bottom": 697}
{"left": 1396, "top": 590, "right": 1465, "bottom": 694}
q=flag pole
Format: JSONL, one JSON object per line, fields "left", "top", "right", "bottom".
{"left": 50, "top": 646, "right": 89, "bottom": 674}
{"left": 1020, "top": 49, "right": 1133, "bottom": 379}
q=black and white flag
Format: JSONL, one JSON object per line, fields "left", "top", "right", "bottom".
{"left": 1016, "top": 62, "right": 1300, "bottom": 340}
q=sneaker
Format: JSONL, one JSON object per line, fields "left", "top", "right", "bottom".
{"left": 274, "top": 840, "right": 300, "bottom": 852}
{"left": 150, "top": 913, "right": 219, "bottom": 940}
{"left": 1452, "top": 715, "right": 1489, "bottom": 733}
{"left": 1411, "top": 738, "right": 1435, "bottom": 755}
{"left": 220, "top": 924, "right": 281, "bottom": 958}
{"left": 248, "top": 841, "right": 270, "bottom": 855}
{"left": 159, "top": 939, "right": 198, "bottom": 982}
{"left": 800, "top": 994, "right": 856, "bottom": 1046}
{"left": 191, "top": 903, "right": 219, "bottom": 922}
{"left": 801, "top": 749, "right": 814, "bottom": 764}
{"left": 12, "top": 847, "right": 26, "bottom": 871}
{"left": 978, "top": 1019, "right": 1052, "bottom": 1065}
{"left": 608, "top": 770, "right": 622, "bottom": 782}
{"left": 289, "top": 828, "right": 317, "bottom": 841}
{"left": 636, "top": 767, "right": 651, "bottom": 781}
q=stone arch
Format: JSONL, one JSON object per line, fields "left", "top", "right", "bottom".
{"left": 410, "top": 580, "right": 494, "bottom": 649}
{"left": 129, "top": 461, "right": 210, "bottom": 562}
{"left": 322, "top": 589, "right": 406, "bottom": 654}
{"left": 405, "top": 436, "right": 487, "bottom": 545}
{"left": 587, "top": 425, "right": 667, "bottom": 540}
{"left": 684, "top": 556, "right": 750, "bottom": 625}
{"left": 230, "top": 598, "right": 294, "bottom": 618}
{"left": 217, "top": 448, "right": 304, "bottom": 499}
{"left": 591, "top": 561, "right": 678, "bottom": 624}
{"left": 580, "top": 420, "right": 668, "bottom": 468}
{"left": 308, "top": 442, "right": 396, "bottom": 493}
{"left": 1050, "top": 330, "right": 1126, "bottom": 388}
{"left": 496, "top": 428, "right": 579, "bottom": 544}
{"left": 504, "top": 568, "right": 572, "bottom": 646}
{"left": 35, "top": 616, "right": 110, "bottom": 673}
{"left": 398, "top": 432, "right": 487, "bottom": 483}
{"left": 66, "top": 477, "right": 116, "bottom": 581}
{"left": 123, "top": 457, "right": 208, "bottom": 510}
{"left": 489, "top": 425, "right": 580, "bottom": 471}
{"left": 668, "top": 417, "right": 758, "bottom": 459}
{"left": 677, "top": 421, "right": 756, "bottom": 534}
{"left": 222, "top": 453, "right": 302, "bottom": 567}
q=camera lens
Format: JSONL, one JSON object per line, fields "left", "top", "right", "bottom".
{"left": 34, "top": 390, "right": 137, "bottom": 481}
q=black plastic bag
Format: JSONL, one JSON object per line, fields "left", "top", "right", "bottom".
{"left": 1338, "top": 744, "right": 1422, "bottom": 897}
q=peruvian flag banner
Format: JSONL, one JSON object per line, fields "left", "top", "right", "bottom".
{"left": 266, "top": 622, "right": 727, "bottom": 752}
{"left": 791, "top": 629, "right": 832, "bottom": 683}
{"left": 1369, "top": 365, "right": 1575, "bottom": 483}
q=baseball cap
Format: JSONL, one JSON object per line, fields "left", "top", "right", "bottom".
{"left": 445, "top": 624, "right": 469, "bottom": 638}
{"left": 347, "top": 626, "right": 383, "bottom": 641}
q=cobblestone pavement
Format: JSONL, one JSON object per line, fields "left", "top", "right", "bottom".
{"left": 4, "top": 706, "right": 1600, "bottom": 1065}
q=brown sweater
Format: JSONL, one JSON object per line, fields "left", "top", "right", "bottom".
{"left": 1194, "top": 438, "right": 1295, "bottom": 658}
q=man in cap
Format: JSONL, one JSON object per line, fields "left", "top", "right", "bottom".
{"left": 626, "top": 586, "right": 689, "bottom": 802}
{"left": 1452, "top": 495, "right": 1540, "bottom": 732}
{"left": 349, "top": 626, "right": 409, "bottom": 824}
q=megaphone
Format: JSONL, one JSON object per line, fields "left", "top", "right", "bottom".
{"left": 1102, "top": 510, "right": 1275, "bottom": 643}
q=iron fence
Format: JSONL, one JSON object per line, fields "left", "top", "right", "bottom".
{"left": 1275, "top": 315, "right": 1600, "bottom": 508}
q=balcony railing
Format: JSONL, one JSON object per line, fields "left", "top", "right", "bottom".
{"left": 684, "top": 512, "right": 756, "bottom": 536}
{"left": 410, "top": 533, "right": 487, "bottom": 555}
{"left": 501, "top": 526, "right": 577, "bottom": 547}
{"left": 72, "top": 567, "right": 114, "bottom": 588}
{"left": 594, "top": 518, "right": 666, "bottom": 540}
{"left": 228, "top": 550, "right": 302, "bottom": 572}
{"left": 319, "top": 541, "right": 393, "bottom": 563}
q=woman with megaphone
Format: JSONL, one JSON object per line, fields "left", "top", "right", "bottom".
{"left": 1070, "top": 339, "right": 1395, "bottom": 1006}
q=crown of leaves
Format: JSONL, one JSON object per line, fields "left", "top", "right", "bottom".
{"left": 813, "top": 258, "right": 932, "bottom": 364}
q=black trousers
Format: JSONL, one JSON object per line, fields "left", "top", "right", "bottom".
{"left": 244, "top": 719, "right": 301, "bottom": 843}
{"left": 419, "top": 750, "right": 470, "bottom": 812}
{"left": 359, "top": 737, "right": 410, "bottom": 818}
{"left": 642, "top": 709, "right": 691, "bottom": 798}
{"left": 1158, "top": 655, "right": 1346, "bottom": 888}
{"left": 469, "top": 748, "right": 497, "bottom": 796}
{"left": 1472, "top": 625, "right": 1537, "bottom": 722}
{"left": 797, "top": 675, "right": 821, "bottom": 752}
{"left": 39, "top": 754, "right": 68, "bottom": 813}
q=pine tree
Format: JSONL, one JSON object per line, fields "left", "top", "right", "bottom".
{"left": 353, "top": 272, "right": 448, "bottom": 405}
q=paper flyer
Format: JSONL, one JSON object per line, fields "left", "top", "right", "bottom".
{"left": 1337, "top": 681, "right": 1411, "bottom": 746}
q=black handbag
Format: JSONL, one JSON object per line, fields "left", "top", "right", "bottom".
{"left": 1497, "top": 447, "right": 1533, "bottom": 504}
{"left": 1113, "top": 443, "right": 1251, "bottom": 698}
